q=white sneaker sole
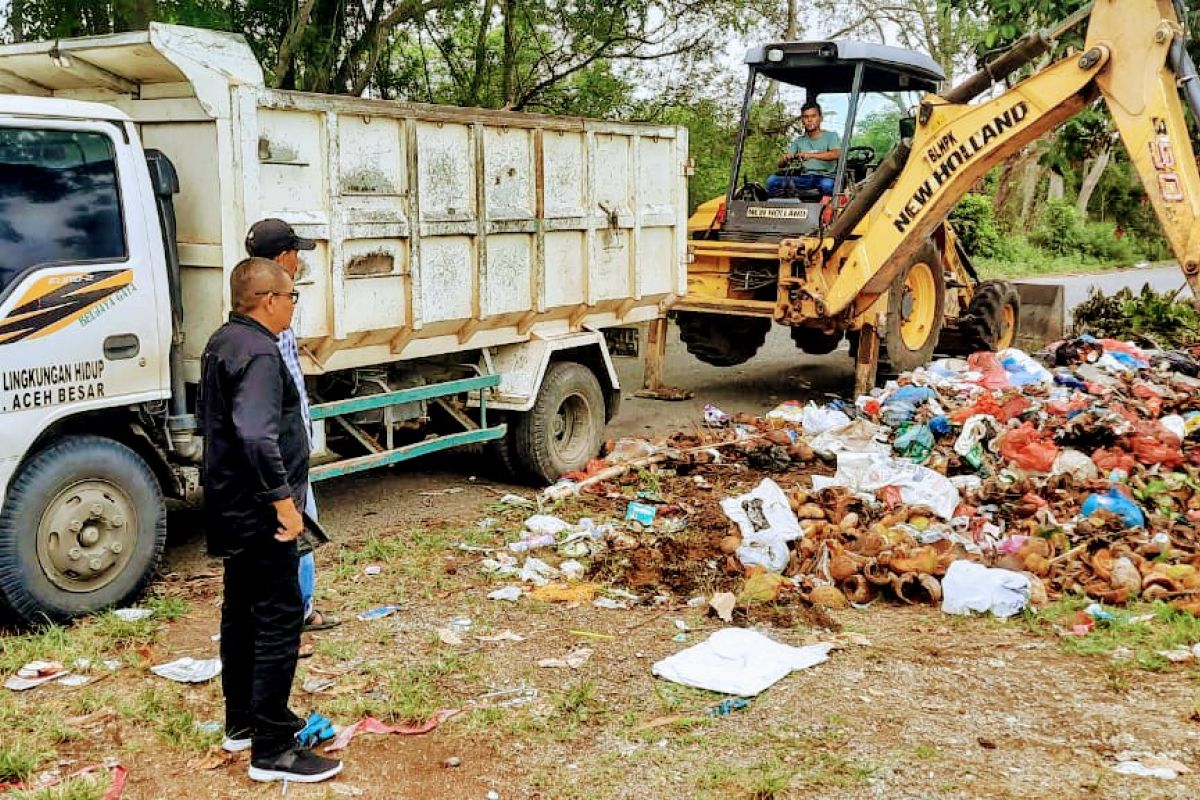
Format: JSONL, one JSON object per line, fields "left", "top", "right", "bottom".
{"left": 222, "top": 738, "right": 252, "bottom": 753}
{"left": 248, "top": 762, "right": 343, "bottom": 783}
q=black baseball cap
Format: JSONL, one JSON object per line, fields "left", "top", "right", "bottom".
{"left": 245, "top": 218, "right": 316, "bottom": 259}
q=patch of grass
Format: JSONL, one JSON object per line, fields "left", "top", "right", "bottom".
{"left": 1024, "top": 597, "right": 1200, "bottom": 669}
{"left": 0, "top": 740, "right": 48, "bottom": 783}
{"left": 698, "top": 756, "right": 792, "bottom": 800}
{"left": 125, "top": 686, "right": 219, "bottom": 752}
{"left": 6, "top": 773, "right": 111, "bottom": 800}
{"left": 144, "top": 594, "right": 189, "bottom": 621}
{"left": 0, "top": 625, "right": 86, "bottom": 675}
{"left": 553, "top": 680, "right": 601, "bottom": 729}
{"left": 913, "top": 743, "right": 939, "bottom": 760}
{"left": 88, "top": 613, "right": 159, "bottom": 652}
{"left": 1104, "top": 663, "right": 1134, "bottom": 694}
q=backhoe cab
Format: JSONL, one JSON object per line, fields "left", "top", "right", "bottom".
{"left": 720, "top": 41, "right": 944, "bottom": 241}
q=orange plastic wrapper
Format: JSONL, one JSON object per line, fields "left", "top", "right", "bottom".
{"left": 1092, "top": 447, "right": 1136, "bottom": 473}
{"left": 1132, "top": 383, "right": 1165, "bottom": 417}
{"left": 1128, "top": 422, "right": 1184, "bottom": 467}
{"left": 950, "top": 392, "right": 1030, "bottom": 425}
{"left": 997, "top": 421, "right": 1059, "bottom": 473}
{"left": 968, "top": 352, "right": 1009, "bottom": 391}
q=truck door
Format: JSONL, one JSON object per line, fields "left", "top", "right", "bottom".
{"left": 0, "top": 122, "right": 168, "bottom": 437}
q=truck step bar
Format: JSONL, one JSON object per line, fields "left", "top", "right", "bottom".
{"left": 308, "top": 374, "right": 505, "bottom": 482}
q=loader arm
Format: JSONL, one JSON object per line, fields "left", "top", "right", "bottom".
{"left": 811, "top": 0, "right": 1200, "bottom": 321}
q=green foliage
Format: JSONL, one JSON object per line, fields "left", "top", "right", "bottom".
{"left": 949, "top": 194, "right": 1002, "bottom": 257}
{"left": 1031, "top": 200, "right": 1085, "bottom": 256}
{"left": 1071, "top": 284, "right": 1200, "bottom": 348}
{"left": 851, "top": 109, "right": 903, "bottom": 158}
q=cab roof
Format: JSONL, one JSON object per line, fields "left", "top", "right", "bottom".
{"left": 744, "top": 40, "right": 945, "bottom": 93}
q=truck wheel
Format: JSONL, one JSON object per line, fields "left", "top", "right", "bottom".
{"left": 513, "top": 362, "right": 606, "bottom": 484}
{"left": 881, "top": 242, "right": 945, "bottom": 374}
{"left": 962, "top": 280, "right": 1021, "bottom": 351}
{"left": 790, "top": 327, "right": 843, "bottom": 355}
{"left": 677, "top": 312, "right": 771, "bottom": 367}
{"left": 0, "top": 436, "right": 166, "bottom": 625}
{"left": 486, "top": 415, "right": 531, "bottom": 483}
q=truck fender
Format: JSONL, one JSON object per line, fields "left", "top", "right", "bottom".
{"left": 475, "top": 332, "right": 621, "bottom": 420}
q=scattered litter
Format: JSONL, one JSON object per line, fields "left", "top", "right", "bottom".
{"left": 707, "top": 697, "right": 750, "bottom": 717}
{"left": 443, "top": 757, "right": 462, "bottom": 769}
{"left": 325, "top": 710, "right": 459, "bottom": 752}
{"left": 529, "top": 582, "right": 600, "bottom": 603}
{"left": 593, "top": 597, "right": 627, "bottom": 610}
{"left": 941, "top": 561, "right": 1031, "bottom": 619}
{"left": 652, "top": 629, "right": 833, "bottom": 696}
{"left": 570, "top": 629, "right": 616, "bottom": 640}
{"left": 363, "top": 565, "right": 382, "bottom": 577}
{"left": 709, "top": 592, "right": 736, "bottom": 622}
{"left": 476, "top": 687, "right": 538, "bottom": 707}
{"left": 1113, "top": 756, "right": 1190, "bottom": 779}
{"left": 150, "top": 657, "right": 222, "bottom": 684}
{"left": 436, "top": 628, "right": 465, "bottom": 646}
{"left": 0, "top": 762, "right": 127, "bottom": 799}
{"left": 56, "top": 674, "right": 92, "bottom": 688}
{"left": 302, "top": 677, "right": 336, "bottom": 694}
{"left": 560, "top": 559, "right": 586, "bottom": 581}
{"left": 487, "top": 586, "right": 523, "bottom": 602}
{"left": 5, "top": 661, "right": 67, "bottom": 691}
{"left": 329, "top": 783, "right": 364, "bottom": 797}
{"left": 474, "top": 630, "right": 525, "bottom": 643}
{"left": 537, "top": 647, "right": 593, "bottom": 669}
{"left": 499, "top": 494, "right": 534, "bottom": 507}
{"left": 296, "top": 712, "right": 337, "bottom": 748}
{"left": 112, "top": 608, "right": 154, "bottom": 622}
{"left": 356, "top": 605, "right": 402, "bottom": 621}
{"left": 625, "top": 501, "right": 658, "bottom": 526}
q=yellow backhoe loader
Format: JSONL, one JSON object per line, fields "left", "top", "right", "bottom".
{"left": 643, "top": 0, "right": 1200, "bottom": 397}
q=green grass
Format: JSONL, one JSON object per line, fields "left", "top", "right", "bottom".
{"left": 1023, "top": 596, "right": 1200, "bottom": 670}
{"left": 0, "top": 740, "right": 48, "bottom": 783}
{"left": 123, "top": 686, "right": 220, "bottom": 752}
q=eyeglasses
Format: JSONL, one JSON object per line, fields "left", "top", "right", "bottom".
{"left": 256, "top": 290, "right": 300, "bottom": 304}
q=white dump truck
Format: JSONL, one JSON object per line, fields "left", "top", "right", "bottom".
{"left": 0, "top": 24, "right": 688, "bottom": 623}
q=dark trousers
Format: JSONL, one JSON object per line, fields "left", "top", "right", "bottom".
{"left": 221, "top": 536, "right": 304, "bottom": 759}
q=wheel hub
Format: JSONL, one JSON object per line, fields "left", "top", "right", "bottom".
{"left": 899, "top": 262, "right": 937, "bottom": 351}
{"left": 37, "top": 481, "right": 135, "bottom": 593}
{"left": 551, "top": 393, "right": 592, "bottom": 463}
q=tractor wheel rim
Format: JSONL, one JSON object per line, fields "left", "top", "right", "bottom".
{"left": 37, "top": 479, "right": 136, "bottom": 593}
{"left": 900, "top": 261, "right": 937, "bottom": 351}
{"left": 997, "top": 304, "right": 1016, "bottom": 349}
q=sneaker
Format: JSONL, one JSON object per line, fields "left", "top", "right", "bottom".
{"left": 222, "top": 730, "right": 252, "bottom": 753}
{"left": 248, "top": 747, "right": 343, "bottom": 784}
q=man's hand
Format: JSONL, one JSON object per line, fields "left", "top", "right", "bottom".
{"left": 273, "top": 497, "right": 304, "bottom": 542}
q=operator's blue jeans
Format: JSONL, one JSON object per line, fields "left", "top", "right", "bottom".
{"left": 766, "top": 173, "right": 834, "bottom": 197}
{"left": 299, "top": 483, "right": 317, "bottom": 620}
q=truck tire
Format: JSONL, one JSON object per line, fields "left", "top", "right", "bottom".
{"left": 0, "top": 436, "right": 166, "bottom": 625}
{"left": 486, "top": 415, "right": 532, "bottom": 483}
{"left": 790, "top": 327, "right": 843, "bottom": 355}
{"left": 961, "top": 280, "right": 1021, "bottom": 351}
{"left": 513, "top": 362, "right": 606, "bottom": 484}
{"left": 880, "top": 242, "right": 946, "bottom": 374}
{"left": 677, "top": 312, "right": 771, "bottom": 367}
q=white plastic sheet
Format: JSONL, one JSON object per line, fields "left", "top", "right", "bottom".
{"left": 811, "top": 452, "right": 960, "bottom": 520}
{"left": 720, "top": 478, "right": 803, "bottom": 572}
{"left": 651, "top": 628, "right": 833, "bottom": 696}
{"left": 940, "top": 561, "right": 1031, "bottom": 618}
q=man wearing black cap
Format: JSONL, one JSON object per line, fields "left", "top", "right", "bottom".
{"left": 241, "top": 220, "right": 341, "bottom": 640}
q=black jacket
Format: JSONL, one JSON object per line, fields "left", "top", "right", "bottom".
{"left": 199, "top": 313, "right": 310, "bottom": 556}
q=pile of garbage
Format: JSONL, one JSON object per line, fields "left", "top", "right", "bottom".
{"left": 516, "top": 336, "right": 1200, "bottom": 620}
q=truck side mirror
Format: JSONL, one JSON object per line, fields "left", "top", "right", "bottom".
{"left": 144, "top": 148, "right": 179, "bottom": 198}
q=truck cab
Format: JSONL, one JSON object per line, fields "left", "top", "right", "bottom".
{"left": 715, "top": 40, "right": 944, "bottom": 242}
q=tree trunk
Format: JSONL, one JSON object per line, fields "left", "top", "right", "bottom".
{"left": 272, "top": 0, "right": 320, "bottom": 89}
{"left": 501, "top": 0, "right": 517, "bottom": 107}
{"left": 786, "top": 0, "right": 798, "bottom": 39}
{"left": 1047, "top": 171, "right": 1065, "bottom": 202}
{"left": 114, "top": 0, "right": 157, "bottom": 31}
{"left": 1076, "top": 143, "right": 1112, "bottom": 216}
{"left": 9, "top": 0, "right": 26, "bottom": 42}
{"left": 1019, "top": 158, "right": 1042, "bottom": 223}
{"left": 992, "top": 151, "right": 1026, "bottom": 217}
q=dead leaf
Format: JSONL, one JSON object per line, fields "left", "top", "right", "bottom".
{"left": 436, "top": 628, "right": 465, "bottom": 646}
{"left": 187, "top": 748, "right": 233, "bottom": 771}
{"left": 474, "top": 630, "right": 526, "bottom": 643}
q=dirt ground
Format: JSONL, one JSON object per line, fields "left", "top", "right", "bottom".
{"left": 5, "top": 457, "right": 1200, "bottom": 800}
{"left": 6, "top": 312, "right": 1200, "bottom": 799}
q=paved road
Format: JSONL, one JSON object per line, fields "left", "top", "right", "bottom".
{"left": 1020, "top": 264, "right": 1192, "bottom": 313}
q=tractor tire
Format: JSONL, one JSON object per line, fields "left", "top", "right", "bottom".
{"left": 880, "top": 242, "right": 946, "bottom": 374}
{"left": 959, "top": 280, "right": 1021, "bottom": 352}
{"left": 677, "top": 312, "right": 771, "bottom": 367}
{"left": 486, "top": 414, "right": 534, "bottom": 484}
{"left": 0, "top": 435, "right": 166, "bottom": 626}
{"left": 513, "top": 362, "right": 606, "bottom": 485}
{"left": 790, "top": 327, "right": 843, "bottom": 355}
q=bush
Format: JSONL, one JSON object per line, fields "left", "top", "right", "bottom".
{"left": 1031, "top": 200, "right": 1086, "bottom": 256}
{"left": 949, "top": 194, "right": 1003, "bottom": 257}
{"left": 1079, "top": 221, "right": 1139, "bottom": 263}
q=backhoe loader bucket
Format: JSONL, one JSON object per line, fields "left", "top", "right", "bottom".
{"left": 1013, "top": 282, "right": 1065, "bottom": 352}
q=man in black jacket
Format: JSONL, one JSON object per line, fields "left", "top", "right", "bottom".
{"left": 199, "top": 257, "right": 342, "bottom": 784}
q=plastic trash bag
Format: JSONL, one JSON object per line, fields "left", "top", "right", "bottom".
{"left": 799, "top": 403, "right": 851, "bottom": 435}
{"left": 1050, "top": 449, "right": 1099, "bottom": 482}
{"left": 720, "top": 478, "right": 803, "bottom": 572}
{"left": 967, "top": 352, "right": 1010, "bottom": 390}
{"left": 651, "top": 628, "right": 833, "bottom": 696}
{"left": 812, "top": 452, "right": 960, "bottom": 520}
{"left": 998, "top": 348, "right": 1054, "bottom": 386}
{"left": 997, "top": 421, "right": 1059, "bottom": 473}
{"left": 894, "top": 423, "right": 934, "bottom": 463}
{"left": 941, "top": 561, "right": 1031, "bottom": 618}
{"left": 1082, "top": 485, "right": 1146, "bottom": 528}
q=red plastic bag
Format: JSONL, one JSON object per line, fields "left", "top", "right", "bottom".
{"left": 1132, "top": 383, "right": 1165, "bottom": 417}
{"left": 1046, "top": 395, "right": 1088, "bottom": 417}
{"left": 1092, "top": 447, "right": 1136, "bottom": 474}
{"left": 968, "top": 352, "right": 1010, "bottom": 390}
{"left": 997, "top": 421, "right": 1059, "bottom": 473}
{"left": 1128, "top": 421, "right": 1184, "bottom": 467}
